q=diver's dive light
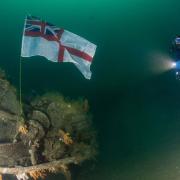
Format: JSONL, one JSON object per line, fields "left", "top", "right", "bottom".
{"left": 172, "top": 62, "right": 176, "bottom": 68}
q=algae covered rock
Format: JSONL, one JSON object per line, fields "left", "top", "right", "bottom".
{"left": 0, "top": 78, "right": 20, "bottom": 115}
{"left": 30, "top": 93, "right": 97, "bottom": 162}
{"left": 0, "top": 71, "right": 30, "bottom": 168}
{"left": 0, "top": 111, "right": 20, "bottom": 142}
{"left": 0, "top": 70, "right": 98, "bottom": 180}
{"left": 30, "top": 110, "right": 50, "bottom": 129}
{"left": 0, "top": 75, "right": 21, "bottom": 142}
{"left": 0, "top": 142, "right": 30, "bottom": 167}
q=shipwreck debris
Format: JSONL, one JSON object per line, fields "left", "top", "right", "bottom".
{"left": 0, "top": 71, "right": 98, "bottom": 180}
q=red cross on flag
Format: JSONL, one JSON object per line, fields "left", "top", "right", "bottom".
{"left": 21, "top": 15, "right": 97, "bottom": 79}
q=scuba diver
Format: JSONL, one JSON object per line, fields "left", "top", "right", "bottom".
{"left": 172, "top": 36, "right": 180, "bottom": 80}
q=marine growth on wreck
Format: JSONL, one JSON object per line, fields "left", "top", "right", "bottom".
{"left": 0, "top": 69, "right": 98, "bottom": 180}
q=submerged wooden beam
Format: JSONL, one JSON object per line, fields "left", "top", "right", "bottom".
{"left": 0, "top": 157, "right": 77, "bottom": 175}
{"left": 0, "top": 155, "right": 86, "bottom": 180}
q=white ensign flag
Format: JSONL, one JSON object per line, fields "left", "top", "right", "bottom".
{"left": 21, "top": 15, "right": 97, "bottom": 79}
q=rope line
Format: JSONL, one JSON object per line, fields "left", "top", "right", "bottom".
{"left": 19, "top": 57, "right": 23, "bottom": 117}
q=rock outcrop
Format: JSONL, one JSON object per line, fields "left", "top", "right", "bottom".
{"left": 0, "top": 70, "right": 98, "bottom": 180}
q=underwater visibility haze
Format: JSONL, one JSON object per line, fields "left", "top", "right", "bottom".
{"left": 1, "top": 0, "right": 180, "bottom": 179}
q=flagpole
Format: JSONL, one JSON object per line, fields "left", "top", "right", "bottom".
{"left": 19, "top": 16, "right": 27, "bottom": 119}
{"left": 19, "top": 56, "right": 22, "bottom": 117}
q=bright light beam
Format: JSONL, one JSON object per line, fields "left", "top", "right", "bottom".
{"left": 146, "top": 51, "right": 175, "bottom": 75}
{"left": 171, "top": 62, "right": 176, "bottom": 68}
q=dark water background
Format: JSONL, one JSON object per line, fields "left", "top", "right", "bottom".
{"left": 1, "top": 0, "right": 180, "bottom": 179}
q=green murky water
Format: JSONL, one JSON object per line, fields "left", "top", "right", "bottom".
{"left": 1, "top": 0, "right": 180, "bottom": 179}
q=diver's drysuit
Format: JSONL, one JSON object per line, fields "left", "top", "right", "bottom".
{"left": 172, "top": 36, "right": 180, "bottom": 80}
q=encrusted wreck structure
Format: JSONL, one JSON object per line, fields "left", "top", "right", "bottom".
{"left": 0, "top": 69, "right": 97, "bottom": 180}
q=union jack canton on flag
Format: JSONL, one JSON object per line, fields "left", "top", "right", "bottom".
{"left": 21, "top": 15, "right": 97, "bottom": 79}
